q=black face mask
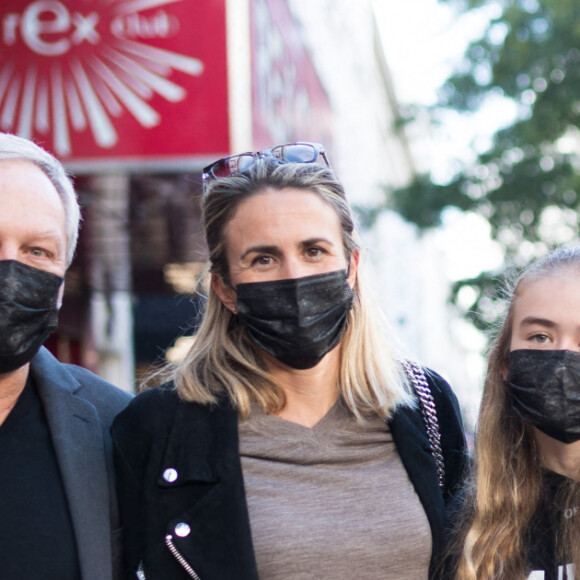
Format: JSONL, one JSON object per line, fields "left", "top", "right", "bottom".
{"left": 235, "top": 269, "right": 354, "bottom": 370}
{"left": 506, "top": 349, "right": 580, "bottom": 444}
{"left": 0, "top": 260, "right": 63, "bottom": 375}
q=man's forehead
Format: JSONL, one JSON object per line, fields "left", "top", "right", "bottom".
{"left": 0, "top": 160, "right": 66, "bottom": 230}
{"left": 0, "top": 157, "right": 45, "bottom": 176}
{"left": 0, "top": 159, "right": 61, "bottom": 198}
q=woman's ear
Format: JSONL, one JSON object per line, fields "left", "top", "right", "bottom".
{"left": 211, "top": 273, "right": 237, "bottom": 313}
{"left": 347, "top": 249, "right": 360, "bottom": 289}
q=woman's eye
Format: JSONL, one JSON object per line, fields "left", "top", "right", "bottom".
{"left": 253, "top": 255, "right": 272, "bottom": 266}
{"left": 305, "top": 247, "right": 324, "bottom": 258}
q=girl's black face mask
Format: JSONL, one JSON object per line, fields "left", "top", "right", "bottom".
{"left": 235, "top": 269, "right": 354, "bottom": 370}
{"left": 0, "top": 260, "right": 63, "bottom": 375}
{"left": 506, "top": 349, "right": 580, "bottom": 444}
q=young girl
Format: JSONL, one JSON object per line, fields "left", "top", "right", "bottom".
{"left": 454, "top": 245, "right": 580, "bottom": 579}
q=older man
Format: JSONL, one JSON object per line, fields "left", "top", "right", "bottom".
{"left": 0, "top": 133, "right": 132, "bottom": 579}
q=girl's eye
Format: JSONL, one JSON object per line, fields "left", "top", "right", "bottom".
{"left": 530, "top": 333, "right": 550, "bottom": 344}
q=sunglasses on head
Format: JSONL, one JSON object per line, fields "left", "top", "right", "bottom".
{"left": 202, "top": 142, "right": 330, "bottom": 191}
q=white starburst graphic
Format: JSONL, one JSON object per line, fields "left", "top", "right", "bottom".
{"left": 0, "top": 0, "right": 204, "bottom": 156}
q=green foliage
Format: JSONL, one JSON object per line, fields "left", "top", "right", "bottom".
{"left": 389, "top": 0, "right": 580, "bottom": 328}
{"left": 450, "top": 270, "right": 509, "bottom": 332}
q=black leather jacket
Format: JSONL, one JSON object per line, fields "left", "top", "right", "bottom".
{"left": 112, "top": 368, "right": 467, "bottom": 580}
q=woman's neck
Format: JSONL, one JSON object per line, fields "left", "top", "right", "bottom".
{"left": 534, "top": 428, "right": 580, "bottom": 481}
{"left": 265, "top": 346, "right": 341, "bottom": 428}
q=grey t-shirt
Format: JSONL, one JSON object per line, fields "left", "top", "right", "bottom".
{"left": 239, "top": 401, "right": 431, "bottom": 579}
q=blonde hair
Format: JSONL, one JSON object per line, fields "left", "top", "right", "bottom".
{"left": 455, "top": 245, "right": 580, "bottom": 578}
{"left": 157, "top": 159, "right": 413, "bottom": 420}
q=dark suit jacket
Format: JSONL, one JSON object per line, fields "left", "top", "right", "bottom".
{"left": 30, "top": 347, "right": 132, "bottom": 580}
{"left": 113, "top": 368, "right": 467, "bottom": 580}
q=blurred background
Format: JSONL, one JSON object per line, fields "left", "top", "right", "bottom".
{"left": 2, "top": 0, "right": 576, "bottom": 433}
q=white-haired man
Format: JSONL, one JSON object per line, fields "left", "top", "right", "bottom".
{"left": 0, "top": 132, "right": 132, "bottom": 580}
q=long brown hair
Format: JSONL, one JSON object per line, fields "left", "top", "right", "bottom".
{"left": 455, "top": 245, "right": 580, "bottom": 578}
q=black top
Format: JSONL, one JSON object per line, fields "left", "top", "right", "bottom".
{"left": 526, "top": 469, "right": 576, "bottom": 580}
{"left": 112, "top": 367, "right": 468, "bottom": 580}
{"left": 0, "top": 378, "right": 81, "bottom": 579}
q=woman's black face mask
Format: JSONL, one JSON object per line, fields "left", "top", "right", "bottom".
{"left": 234, "top": 269, "right": 354, "bottom": 370}
{"left": 506, "top": 349, "right": 580, "bottom": 444}
{"left": 0, "top": 260, "right": 63, "bottom": 375}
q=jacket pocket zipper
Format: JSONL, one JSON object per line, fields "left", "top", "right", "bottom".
{"left": 165, "top": 534, "right": 202, "bottom": 579}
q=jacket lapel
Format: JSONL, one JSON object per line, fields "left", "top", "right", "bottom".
{"left": 31, "top": 349, "right": 113, "bottom": 580}
{"left": 155, "top": 399, "right": 260, "bottom": 580}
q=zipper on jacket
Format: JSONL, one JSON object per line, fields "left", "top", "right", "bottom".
{"left": 136, "top": 560, "right": 146, "bottom": 579}
{"left": 165, "top": 534, "right": 202, "bottom": 579}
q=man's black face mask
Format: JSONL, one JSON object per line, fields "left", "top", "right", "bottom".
{"left": 0, "top": 260, "right": 63, "bottom": 375}
{"left": 235, "top": 269, "right": 354, "bottom": 370}
{"left": 507, "top": 349, "right": 580, "bottom": 444}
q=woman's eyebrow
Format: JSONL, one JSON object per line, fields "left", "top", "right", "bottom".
{"left": 298, "top": 237, "right": 333, "bottom": 247}
{"left": 240, "top": 245, "right": 281, "bottom": 260}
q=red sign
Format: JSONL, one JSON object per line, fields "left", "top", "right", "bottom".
{"left": 251, "top": 0, "right": 333, "bottom": 150}
{"left": 0, "top": 0, "right": 229, "bottom": 168}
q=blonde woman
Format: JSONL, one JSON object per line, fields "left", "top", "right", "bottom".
{"left": 454, "top": 245, "right": 580, "bottom": 579}
{"left": 112, "top": 143, "right": 467, "bottom": 580}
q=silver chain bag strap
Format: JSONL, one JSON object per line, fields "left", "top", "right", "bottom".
{"left": 401, "top": 360, "right": 445, "bottom": 492}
